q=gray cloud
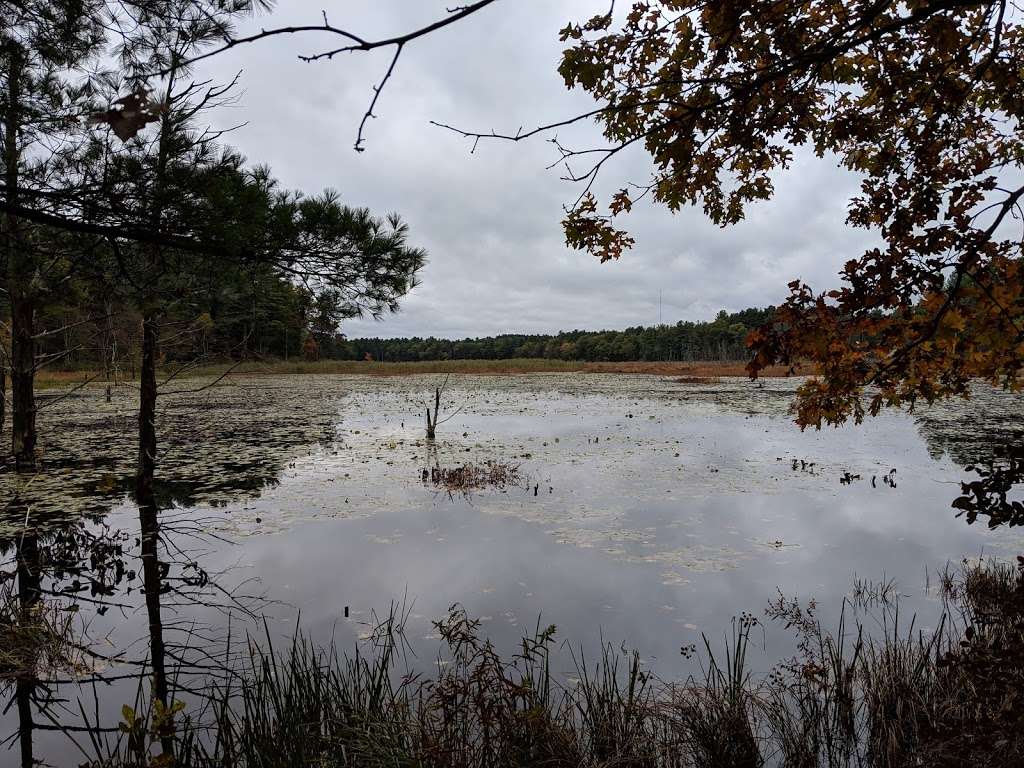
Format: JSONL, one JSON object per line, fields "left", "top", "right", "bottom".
{"left": 198, "top": 1, "right": 875, "bottom": 339}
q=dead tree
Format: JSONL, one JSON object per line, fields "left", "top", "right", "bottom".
{"left": 425, "top": 382, "right": 441, "bottom": 439}
{"left": 424, "top": 374, "right": 461, "bottom": 439}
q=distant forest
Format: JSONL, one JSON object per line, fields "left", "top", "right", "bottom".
{"left": 29, "top": 270, "right": 773, "bottom": 369}
{"left": 341, "top": 307, "right": 775, "bottom": 363}
{"left": 33, "top": 292, "right": 775, "bottom": 369}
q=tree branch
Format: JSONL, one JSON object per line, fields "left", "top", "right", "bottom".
{"left": 151, "top": 1, "right": 500, "bottom": 151}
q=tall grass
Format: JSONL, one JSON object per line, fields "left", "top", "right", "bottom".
{"left": 35, "top": 358, "right": 785, "bottom": 387}
{"left": 83, "top": 557, "right": 1024, "bottom": 766}
{"left": 0, "top": 579, "right": 86, "bottom": 682}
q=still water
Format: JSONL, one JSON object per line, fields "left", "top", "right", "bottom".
{"left": 1, "top": 373, "right": 1021, "bottom": 763}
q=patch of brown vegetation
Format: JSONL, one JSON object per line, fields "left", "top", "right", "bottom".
{"left": 35, "top": 358, "right": 803, "bottom": 386}
{"left": 0, "top": 585, "right": 86, "bottom": 681}
{"left": 917, "top": 556, "right": 1024, "bottom": 765}
{"left": 423, "top": 461, "right": 522, "bottom": 494}
{"left": 674, "top": 376, "right": 721, "bottom": 384}
{"left": 582, "top": 360, "right": 798, "bottom": 377}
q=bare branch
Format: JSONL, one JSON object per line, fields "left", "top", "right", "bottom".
{"left": 149, "top": 1, "right": 500, "bottom": 150}
{"left": 160, "top": 358, "right": 246, "bottom": 396}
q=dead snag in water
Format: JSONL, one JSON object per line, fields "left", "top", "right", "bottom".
{"left": 423, "top": 374, "right": 461, "bottom": 439}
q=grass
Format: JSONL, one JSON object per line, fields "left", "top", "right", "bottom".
{"left": 674, "top": 376, "right": 722, "bottom": 384}
{"left": 0, "top": 579, "right": 86, "bottom": 683}
{"left": 34, "top": 358, "right": 796, "bottom": 387}
{"left": 83, "top": 556, "right": 1024, "bottom": 767}
{"left": 424, "top": 461, "right": 524, "bottom": 495}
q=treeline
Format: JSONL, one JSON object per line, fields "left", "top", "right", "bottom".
{"left": 32, "top": 303, "right": 775, "bottom": 372}
{"left": 2, "top": 1, "right": 427, "bottom": 471}
{"left": 340, "top": 307, "right": 776, "bottom": 363}
{"left": 28, "top": 264, "right": 357, "bottom": 377}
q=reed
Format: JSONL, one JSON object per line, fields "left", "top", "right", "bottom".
{"left": 86, "top": 557, "right": 1024, "bottom": 767}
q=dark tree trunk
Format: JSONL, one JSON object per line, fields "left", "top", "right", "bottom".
{"left": 425, "top": 384, "right": 441, "bottom": 440}
{"left": 136, "top": 313, "right": 158, "bottom": 500}
{"left": 0, "top": 345, "right": 7, "bottom": 438}
{"left": 134, "top": 311, "right": 174, "bottom": 758}
{"left": 10, "top": 296, "right": 36, "bottom": 469}
{"left": 15, "top": 532, "right": 40, "bottom": 768}
{"left": 4, "top": 43, "right": 34, "bottom": 470}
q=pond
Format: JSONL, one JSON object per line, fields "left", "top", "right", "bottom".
{"left": 2, "top": 372, "right": 1022, "bottom": 764}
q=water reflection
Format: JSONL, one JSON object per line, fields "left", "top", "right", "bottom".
{"left": 3, "top": 522, "right": 124, "bottom": 767}
{"left": 913, "top": 384, "right": 1024, "bottom": 527}
{"left": 13, "top": 531, "right": 39, "bottom": 768}
{"left": 0, "top": 379, "right": 340, "bottom": 527}
{"left": 1, "top": 498, "right": 273, "bottom": 765}
{"left": 913, "top": 384, "right": 1024, "bottom": 466}
{"left": 1, "top": 374, "right": 1022, "bottom": 765}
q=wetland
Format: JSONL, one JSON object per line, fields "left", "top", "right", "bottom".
{"left": 2, "top": 372, "right": 1021, "bottom": 765}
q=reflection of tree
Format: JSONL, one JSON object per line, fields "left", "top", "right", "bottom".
{"left": 138, "top": 493, "right": 174, "bottom": 760}
{"left": 949, "top": 449, "right": 1024, "bottom": 529}
{"left": 2, "top": 521, "right": 126, "bottom": 766}
{"left": 1, "top": 497, "right": 264, "bottom": 765}
{"left": 0, "top": 382, "right": 317, "bottom": 763}
{"left": 14, "top": 532, "right": 40, "bottom": 768}
{"left": 913, "top": 386, "right": 1024, "bottom": 467}
{"left": 913, "top": 385, "right": 1024, "bottom": 527}
{"left": 0, "top": 380, "right": 339, "bottom": 524}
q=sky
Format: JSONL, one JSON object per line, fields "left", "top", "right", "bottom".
{"left": 197, "top": 1, "right": 880, "bottom": 340}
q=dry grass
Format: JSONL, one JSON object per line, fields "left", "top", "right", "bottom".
{"left": 581, "top": 360, "right": 781, "bottom": 376}
{"left": 0, "top": 582, "right": 86, "bottom": 682}
{"left": 674, "top": 376, "right": 722, "bottom": 384}
{"left": 423, "top": 461, "right": 523, "bottom": 494}
{"left": 35, "top": 358, "right": 799, "bottom": 387}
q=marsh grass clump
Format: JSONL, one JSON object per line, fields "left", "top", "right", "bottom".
{"left": 763, "top": 556, "right": 1024, "bottom": 768}
{"left": 919, "top": 556, "right": 1024, "bottom": 765}
{"left": 674, "top": 376, "right": 721, "bottom": 385}
{"left": 424, "top": 461, "right": 523, "bottom": 495}
{"left": 0, "top": 579, "right": 85, "bottom": 682}
{"left": 91, "top": 558, "right": 1024, "bottom": 767}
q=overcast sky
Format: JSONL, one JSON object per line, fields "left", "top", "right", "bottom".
{"left": 198, "top": 1, "right": 878, "bottom": 339}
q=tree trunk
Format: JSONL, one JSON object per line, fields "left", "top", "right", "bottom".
{"left": 0, "top": 344, "right": 7, "bottom": 438}
{"left": 102, "top": 299, "right": 114, "bottom": 381}
{"left": 135, "top": 312, "right": 174, "bottom": 758}
{"left": 425, "top": 385, "right": 441, "bottom": 439}
{"left": 136, "top": 313, "right": 158, "bottom": 501}
{"left": 10, "top": 296, "right": 36, "bottom": 469}
{"left": 15, "top": 532, "right": 40, "bottom": 768}
{"left": 4, "top": 43, "right": 35, "bottom": 470}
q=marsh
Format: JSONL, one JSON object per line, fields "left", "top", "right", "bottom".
{"left": 2, "top": 372, "right": 1020, "bottom": 764}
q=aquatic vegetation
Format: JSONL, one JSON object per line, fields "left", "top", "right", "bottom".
{"left": 5, "top": 373, "right": 1023, "bottom": 766}
{"left": 82, "top": 557, "right": 1024, "bottom": 767}
{"left": 424, "top": 460, "right": 524, "bottom": 495}
{"left": 674, "top": 376, "right": 721, "bottom": 385}
{"left": 0, "top": 580, "right": 88, "bottom": 683}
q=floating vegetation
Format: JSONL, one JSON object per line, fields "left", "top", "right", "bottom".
{"left": 423, "top": 460, "right": 523, "bottom": 495}
{"left": 0, "top": 377, "right": 340, "bottom": 527}
{"left": 675, "top": 376, "right": 721, "bottom": 384}
{"left": 5, "top": 372, "right": 1014, "bottom": 578}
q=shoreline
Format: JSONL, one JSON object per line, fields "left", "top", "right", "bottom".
{"left": 34, "top": 358, "right": 801, "bottom": 386}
